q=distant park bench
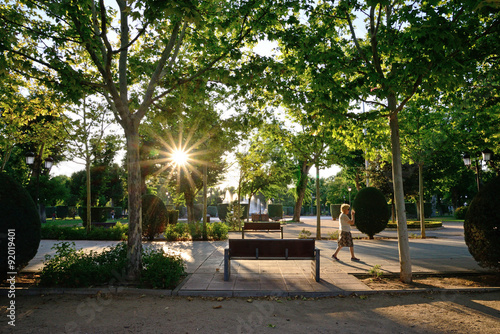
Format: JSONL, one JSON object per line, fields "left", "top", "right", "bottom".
{"left": 242, "top": 222, "right": 283, "bottom": 239}
{"left": 224, "top": 239, "right": 320, "bottom": 282}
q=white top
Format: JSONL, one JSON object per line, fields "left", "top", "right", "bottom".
{"left": 338, "top": 212, "right": 351, "bottom": 232}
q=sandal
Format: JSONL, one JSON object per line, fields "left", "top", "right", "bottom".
{"left": 351, "top": 257, "right": 360, "bottom": 262}
{"left": 331, "top": 254, "right": 339, "bottom": 261}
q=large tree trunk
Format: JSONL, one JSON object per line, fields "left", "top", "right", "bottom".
{"left": 388, "top": 98, "right": 412, "bottom": 283}
{"left": 125, "top": 126, "right": 142, "bottom": 282}
{"left": 293, "top": 161, "right": 312, "bottom": 222}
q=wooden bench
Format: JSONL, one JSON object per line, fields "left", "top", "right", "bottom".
{"left": 242, "top": 222, "right": 283, "bottom": 239}
{"left": 224, "top": 239, "right": 320, "bottom": 282}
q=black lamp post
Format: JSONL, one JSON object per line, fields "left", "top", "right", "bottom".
{"left": 348, "top": 186, "right": 352, "bottom": 206}
{"left": 26, "top": 152, "right": 54, "bottom": 223}
{"left": 462, "top": 149, "right": 492, "bottom": 191}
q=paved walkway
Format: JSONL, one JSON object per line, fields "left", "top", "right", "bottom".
{"left": 22, "top": 217, "right": 493, "bottom": 297}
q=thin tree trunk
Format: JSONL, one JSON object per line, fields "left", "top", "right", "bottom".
{"left": 419, "top": 163, "right": 426, "bottom": 238}
{"left": 316, "top": 163, "right": 321, "bottom": 240}
{"left": 203, "top": 164, "right": 208, "bottom": 240}
{"left": 388, "top": 99, "right": 412, "bottom": 283}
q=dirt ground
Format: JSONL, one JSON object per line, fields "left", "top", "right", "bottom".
{"left": 1, "top": 291, "right": 499, "bottom": 333}
{"left": 2, "top": 274, "right": 500, "bottom": 333}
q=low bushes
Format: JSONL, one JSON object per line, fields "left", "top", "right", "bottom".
{"left": 41, "top": 223, "right": 128, "bottom": 241}
{"left": 164, "top": 222, "right": 229, "bottom": 241}
{"left": 39, "top": 242, "right": 186, "bottom": 289}
{"left": 386, "top": 221, "right": 443, "bottom": 229}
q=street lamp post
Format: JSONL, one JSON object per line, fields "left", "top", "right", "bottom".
{"left": 348, "top": 186, "right": 352, "bottom": 206}
{"left": 462, "top": 149, "right": 492, "bottom": 191}
{"left": 26, "top": 152, "right": 54, "bottom": 223}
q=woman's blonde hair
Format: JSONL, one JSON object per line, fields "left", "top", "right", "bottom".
{"left": 340, "top": 204, "right": 350, "bottom": 212}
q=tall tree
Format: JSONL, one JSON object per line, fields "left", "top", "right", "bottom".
{"left": 274, "top": 0, "right": 499, "bottom": 283}
{"left": 1, "top": 0, "right": 295, "bottom": 281}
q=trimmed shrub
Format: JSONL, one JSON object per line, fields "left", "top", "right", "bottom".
{"left": 56, "top": 206, "right": 69, "bottom": 219}
{"left": 352, "top": 187, "right": 390, "bottom": 239}
{"left": 41, "top": 223, "right": 128, "bottom": 241}
{"left": 167, "top": 209, "right": 179, "bottom": 225}
{"left": 217, "top": 203, "right": 230, "bottom": 222}
{"left": 0, "top": 173, "right": 41, "bottom": 281}
{"left": 284, "top": 206, "right": 294, "bottom": 216}
{"left": 113, "top": 206, "right": 123, "bottom": 218}
{"left": 207, "top": 205, "right": 218, "bottom": 217}
{"left": 454, "top": 206, "right": 468, "bottom": 219}
{"left": 330, "top": 204, "right": 342, "bottom": 219}
{"left": 424, "top": 202, "right": 432, "bottom": 218}
{"left": 80, "top": 207, "right": 108, "bottom": 226}
{"left": 193, "top": 204, "right": 204, "bottom": 222}
{"left": 46, "top": 206, "right": 57, "bottom": 219}
{"left": 268, "top": 204, "right": 283, "bottom": 220}
{"left": 405, "top": 202, "right": 417, "bottom": 218}
{"left": 142, "top": 194, "right": 168, "bottom": 241}
{"left": 464, "top": 176, "right": 500, "bottom": 270}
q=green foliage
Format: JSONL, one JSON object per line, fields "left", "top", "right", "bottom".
{"left": 268, "top": 204, "right": 283, "bottom": 220}
{"left": 207, "top": 222, "right": 229, "bottom": 240}
{"left": 217, "top": 203, "right": 229, "bottom": 222}
{"left": 405, "top": 202, "right": 417, "bottom": 218}
{"left": 0, "top": 173, "right": 41, "bottom": 281}
{"left": 368, "top": 265, "right": 383, "bottom": 279}
{"left": 39, "top": 242, "right": 186, "bottom": 289}
{"left": 56, "top": 206, "right": 69, "bottom": 219}
{"left": 464, "top": 176, "right": 500, "bottom": 270}
{"left": 454, "top": 206, "right": 468, "bottom": 219}
{"left": 79, "top": 207, "right": 108, "bottom": 226}
{"left": 298, "top": 229, "right": 312, "bottom": 239}
{"left": 167, "top": 209, "right": 179, "bottom": 225}
{"left": 142, "top": 194, "right": 168, "bottom": 241}
{"left": 386, "top": 221, "right": 442, "bottom": 229}
{"left": 353, "top": 187, "right": 390, "bottom": 239}
{"left": 327, "top": 230, "right": 339, "bottom": 240}
{"left": 330, "top": 204, "right": 342, "bottom": 219}
{"left": 207, "top": 206, "right": 218, "bottom": 217}
{"left": 140, "top": 247, "right": 186, "bottom": 289}
{"left": 225, "top": 204, "right": 244, "bottom": 231}
{"left": 188, "top": 222, "right": 203, "bottom": 240}
{"left": 164, "top": 222, "right": 189, "bottom": 241}
{"left": 46, "top": 206, "right": 57, "bottom": 219}
{"left": 41, "top": 223, "right": 128, "bottom": 241}
{"left": 39, "top": 242, "right": 128, "bottom": 287}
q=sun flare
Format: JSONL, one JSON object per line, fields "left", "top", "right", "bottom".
{"left": 172, "top": 149, "right": 189, "bottom": 166}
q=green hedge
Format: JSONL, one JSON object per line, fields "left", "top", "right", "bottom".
{"left": 56, "top": 206, "right": 69, "bottom": 219}
{"left": 79, "top": 207, "right": 109, "bottom": 226}
{"left": 330, "top": 204, "right": 342, "bottom": 219}
{"left": 207, "top": 206, "right": 218, "bottom": 217}
{"left": 217, "top": 204, "right": 229, "bottom": 222}
{"left": 387, "top": 221, "right": 442, "bottom": 229}
{"left": 41, "top": 223, "right": 128, "bottom": 240}
{"left": 268, "top": 204, "right": 283, "bottom": 220}
{"left": 167, "top": 210, "right": 179, "bottom": 225}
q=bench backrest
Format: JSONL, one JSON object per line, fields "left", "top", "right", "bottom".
{"left": 243, "top": 222, "right": 281, "bottom": 230}
{"left": 228, "top": 239, "right": 315, "bottom": 258}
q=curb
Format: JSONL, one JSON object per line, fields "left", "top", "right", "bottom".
{"left": 3, "top": 286, "right": 499, "bottom": 298}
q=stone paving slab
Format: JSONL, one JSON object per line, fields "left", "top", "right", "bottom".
{"left": 22, "top": 218, "right": 495, "bottom": 297}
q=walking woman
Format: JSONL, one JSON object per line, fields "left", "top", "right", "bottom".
{"left": 332, "top": 204, "right": 360, "bottom": 261}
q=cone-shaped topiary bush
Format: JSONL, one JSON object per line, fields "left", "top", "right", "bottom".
{"left": 0, "top": 173, "right": 41, "bottom": 281}
{"left": 464, "top": 176, "right": 500, "bottom": 270}
{"left": 142, "top": 194, "right": 168, "bottom": 241}
{"left": 352, "top": 187, "right": 390, "bottom": 239}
